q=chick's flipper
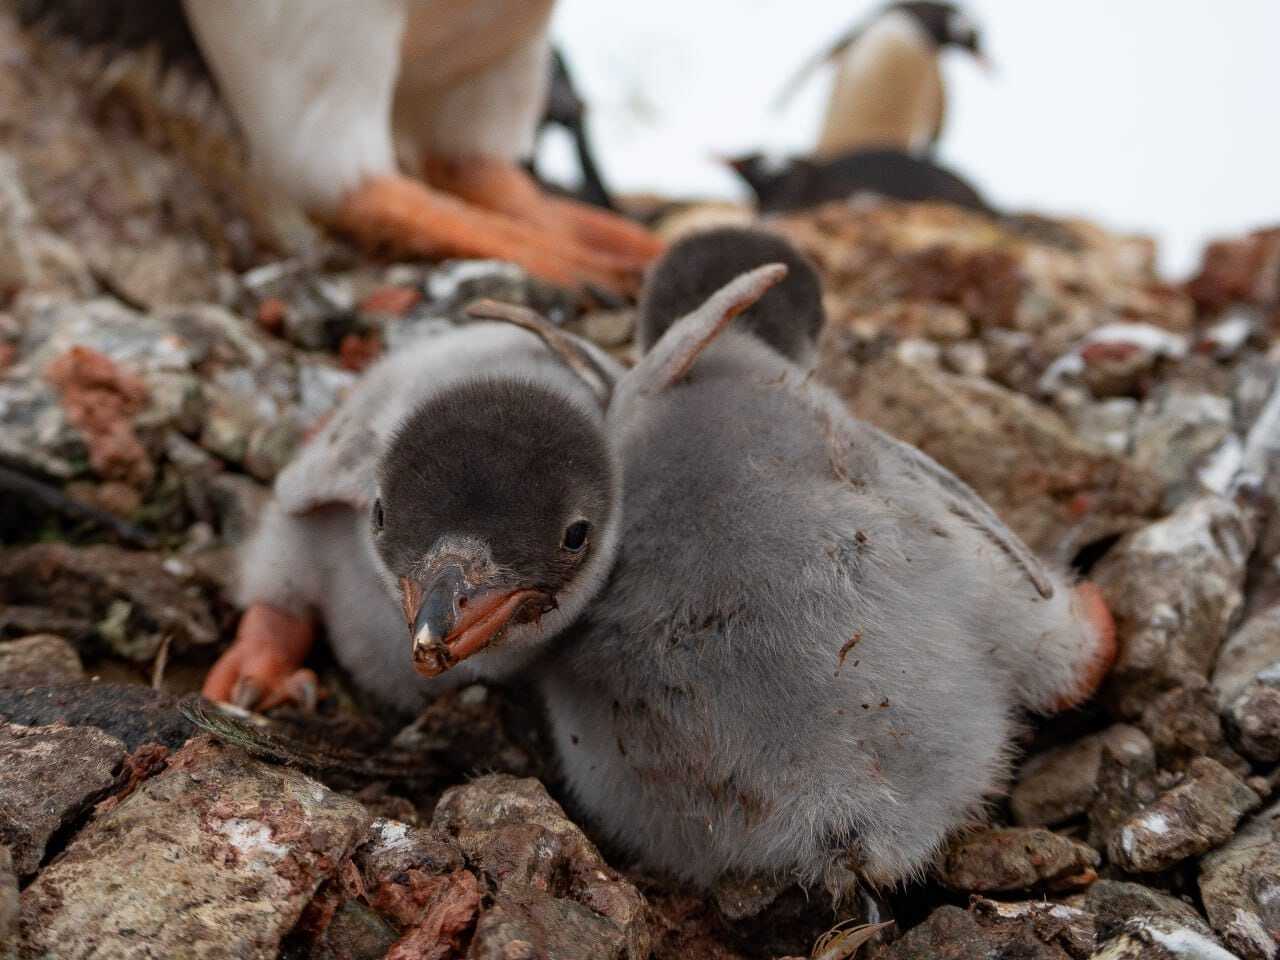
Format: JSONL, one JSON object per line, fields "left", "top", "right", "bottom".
{"left": 422, "top": 155, "right": 664, "bottom": 269}
{"left": 202, "top": 603, "right": 320, "bottom": 712}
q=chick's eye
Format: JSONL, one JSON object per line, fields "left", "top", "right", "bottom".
{"left": 562, "top": 520, "right": 590, "bottom": 552}
{"left": 372, "top": 499, "right": 385, "bottom": 532}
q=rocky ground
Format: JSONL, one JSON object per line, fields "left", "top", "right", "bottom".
{"left": 2, "top": 10, "right": 1280, "bottom": 960}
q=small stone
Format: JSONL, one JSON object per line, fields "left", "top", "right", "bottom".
{"left": 1012, "top": 724, "right": 1150, "bottom": 827}
{"left": 244, "top": 416, "right": 304, "bottom": 482}
{"left": 431, "top": 775, "right": 649, "bottom": 960}
{"left": 0, "top": 721, "right": 126, "bottom": 875}
{"left": 577, "top": 309, "right": 636, "bottom": 349}
{"left": 354, "top": 818, "right": 465, "bottom": 894}
{"left": 1198, "top": 799, "right": 1280, "bottom": 960}
{"left": 1215, "top": 606, "right": 1280, "bottom": 705}
{"left": 1131, "top": 387, "right": 1234, "bottom": 509}
{"left": 1095, "top": 495, "right": 1253, "bottom": 718}
{"left": 942, "top": 340, "right": 988, "bottom": 378}
{"left": 1139, "top": 683, "right": 1250, "bottom": 776}
{"left": 939, "top": 828, "right": 1100, "bottom": 894}
{"left": 1108, "top": 758, "right": 1262, "bottom": 873}
{"left": 1088, "top": 728, "right": 1159, "bottom": 850}
{"left": 18, "top": 737, "right": 371, "bottom": 959}
{"left": 0, "top": 634, "right": 83, "bottom": 681}
{"left": 1227, "top": 686, "right": 1280, "bottom": 763}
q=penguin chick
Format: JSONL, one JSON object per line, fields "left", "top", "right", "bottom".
{"left": 637, "top": 227, "right": 825, "bottom": 367}
{"left": 726, "top": 148, "right": 993, "bottom": 216}
{"left": 204, "top": 322, "right": 621, "bottom": 715}
{"left": 777, "top": 2, "right": 985, "bottom": 159}
{"left": 533, "top": 264, "right": 1116, "bottom": 891}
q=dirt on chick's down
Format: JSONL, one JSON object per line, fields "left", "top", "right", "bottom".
{"left": 4, "top": 8, "right": 1280, "bottom": 953}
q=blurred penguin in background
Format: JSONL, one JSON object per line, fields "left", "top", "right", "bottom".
{"left": 776, "top": 1, "right": 987, "bottom": 159}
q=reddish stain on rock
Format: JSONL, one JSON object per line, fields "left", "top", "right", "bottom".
{"left": 257, "top": 296, "right": 288, "bottom": 335}
{"left": 339, "top": 332, "right": 383, "bottom": 373}
{"left": 45, "top": 345, "right": 152, "bottom": 488}
{"left": 360, "top": 286, "right": 422, "bottom": 317}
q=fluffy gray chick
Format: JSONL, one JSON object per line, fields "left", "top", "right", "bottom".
{"left": 535, "top": 261, "right": 1115, "bottom": 891}
{"left": 218, "top": 321, "right": 622, "bottom": 715}
{"left": 636, "top": 227, "right": 825, "bottom": 367}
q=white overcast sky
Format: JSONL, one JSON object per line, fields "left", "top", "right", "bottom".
{"left": 549, "top": 0, "right": 1280, "bottom": 278}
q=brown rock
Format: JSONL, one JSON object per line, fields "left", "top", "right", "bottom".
{"left": 1198, "top": 800, "right": 1280, "bottom": 960}
{"left": 0, "top": 721, "right": 126, "bottom": 875}
{"left": 1012, "top": 725, "right": 1150, "bottom": 827}
{"left": 18, "top": 737, "right": 371, "bottom": 960}
{"left": 939, "top": 828, "right": 1100, "bottom": 894}
{"left": 1186, "top": 226, "right": 1280, "bottom": 313}
{"left": 0, "top": 634, "right": 83, "bottom": 681}
{"left": 0, "top": 543, "right": 219, "bottom": 661}
{"left": 431, "top": 775, "right": 649, "bottom": 960}
{"left": 869, "top": 904, "right": 1072, "bottom": 960}
{"left": 823, "top": 355, "right": 1162, "bottom": 558}
{"left": 1095, "top": 496, "right": 1253, "bottom": 718}
{"left": 970, "top": 899, "right": 1097, "bottom": 959}
{"left": 1108, "top": 758, "right": 1262, "bottom": 873}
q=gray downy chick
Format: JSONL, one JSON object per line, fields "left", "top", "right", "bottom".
{"left": 219, "top": 321, "right": 622, "bottom": 715}
{"left": 637, "top": 226, "right": 825, "bottom": 368}
{"left": 529, "top": 258, "right": 1115, "bottom": 892}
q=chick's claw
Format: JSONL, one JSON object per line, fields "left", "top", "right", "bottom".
{"left": 203, "top": 604, "right": 320, "bottom": 713}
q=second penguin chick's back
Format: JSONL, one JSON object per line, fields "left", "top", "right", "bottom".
{"left": 521, "top": 230, "right": 1115, "bottom": 890}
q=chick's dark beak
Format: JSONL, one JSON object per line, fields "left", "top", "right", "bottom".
{"left": 402, "top": 566, "right": 548, "bottom": 678}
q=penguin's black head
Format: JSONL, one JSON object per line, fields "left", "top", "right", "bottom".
{"left": 373, "top": 378, "right": 618, "bottom": 679}
{"left": 638, "top": 226, "right": 825, "bottom": 365}
{"left": 895, "top": 2, "right": 983, "bottom": 58}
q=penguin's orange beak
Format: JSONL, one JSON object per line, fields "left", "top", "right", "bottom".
{"left": 402, "top": 568, "right": 548, "bottom": 677}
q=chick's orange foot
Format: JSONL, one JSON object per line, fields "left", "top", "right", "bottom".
{"left": 202, "top": 603, "right": 320, "bottom": 712}
{"left": 334, "top": 171, "right": 661, "bottom": 298}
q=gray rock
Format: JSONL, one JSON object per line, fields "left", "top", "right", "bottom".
{"left": 0, "top": 721, "right": 126, "bottom": 875}
{"left": 940, "top": 828, "right": 1100, "bottom": 894}
{"left": 1109, "top": 758, "right": 1262, "bottom": 873}
{"left": 1013, "top": 725, "right": 1151, "bottom": 827}
{"left": 18, "top": 737, "right": 371, "bottom": 960}
{"left": 1065, "top": 397, "right": 1137, "bottom": 457}
{"left": 0, "top": 846, "right": 15, "bottom": 960}
{"left": 1132, "top": 388, "right": 1234, "bottom": 509}
{"left": 0, "top": 377, "right": 88, "bottom": 478}
{"left": 1198, "top": 800, "right": 1280, "bottom": 960}
{"left": 0, "top": 635, "right": 83, "bottom": 681}
{"left": 1096, "top": 496, "right": 1253, "bottom": 718}
{"left": 1084, "top": 880, "right": 1213, "bottom": 943}
{"left": 431, "top": 775, "right": 649, "bottom": 960}
{"left": 1088, "top": 727, "right": 1160, "bottom": 850}
{"left": 1214, "top": 607, "right": 1280, "bottom": 763}
{"left": 1092, "top": 917, "right": 1242, "bottom": 960}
